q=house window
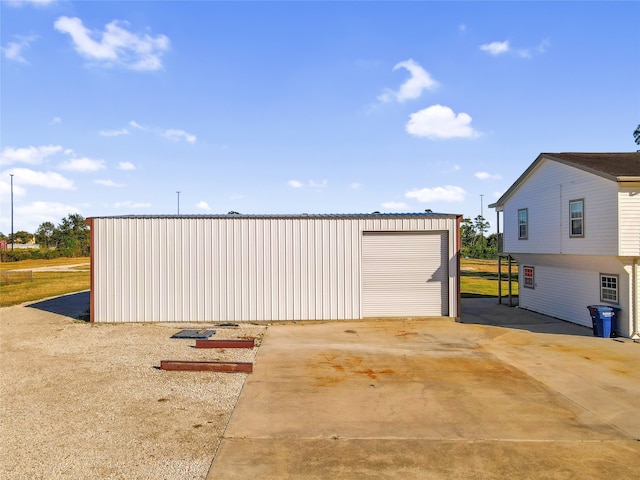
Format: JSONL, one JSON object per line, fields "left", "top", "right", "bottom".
{"left": 518, "top": 209, "right": 528, "bottom": 239}
{"left": 600, "top": 274, "right": 618, "bottom": 303}
{"left": 523, "top": 266, "right": 535, "bottom": 289}
{"left": 569, "top": 199, "right": 584, "bottom": 237}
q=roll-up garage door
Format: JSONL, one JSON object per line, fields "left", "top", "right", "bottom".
{"left": 362, "top": 231, "right": 448, "bottom": 317}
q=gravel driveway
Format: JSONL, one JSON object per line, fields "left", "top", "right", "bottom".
{"left": 0, "top": 293, "right": 265, "bottom": 480}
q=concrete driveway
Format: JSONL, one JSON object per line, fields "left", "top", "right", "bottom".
{"left": 207, "top": 299, "right": 640, "bottom": 479}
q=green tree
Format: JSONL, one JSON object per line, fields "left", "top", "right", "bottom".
{"left": 35, "top": 221, "right": 57, "bottom": 249}
{"left": 55, "top": 214, "right": 90, "bottom": 256}
{"left": 460, "top": 218, "right": 476, "bottom": 253}
{"left": 474, "top": 215, "right": 490, "bottom": 238}
{"left": 11, "top": 230, "right": 32, "bottom": 244}
{"left": 634, "top": 124, "right": 640, "bottom": 148}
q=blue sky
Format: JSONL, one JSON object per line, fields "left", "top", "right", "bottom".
{"left": 1, "top": 0, "right": 638, "bottom": 235}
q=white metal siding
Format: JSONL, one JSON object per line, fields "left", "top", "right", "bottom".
{"left": 514, "top": 254, "right": 632, "bottom": 337}
{"left": 502, "top": 160, "right": 618, "bottom": 256}
{"left": 92, "top": 216, "right": 458, "bottom": 323}
{"left": 361, "top": 232, "right": 448, "bottom": 317}
{"left": 618, "top": 187, "right": 640, "bottom": 256}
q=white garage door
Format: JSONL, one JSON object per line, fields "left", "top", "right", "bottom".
{"left": 362, "top": 231, "right": 449, "bottom": 317}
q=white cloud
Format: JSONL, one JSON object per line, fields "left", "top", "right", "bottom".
{"left": 0, "top": 145, "right": 63, "bottom": 166}
{"left": 480, "top": 41, "right": 510, "bottom": 55}
{"left": 475, "top": 172, "right": 502, "bottom": 180}
{"left": 118, "top": 161, "right": 136, "bottom": 171}
{"left": 382, "top": 201, "right": 410, "bottom": 210}
{"left": 378, "top": 59, "right": 438, "bottom": 103}
{"left": 51, "top": 116, "right": 62, "bottom": 124}
{"left": 5, "top": 167, "right": 74, "bottom": 190}
{"left": 309, "top": 179, "right": 327, "bottom": 189}
{"left": 54, "top": 16, "right": 170, "bottom": 71}
{"left": 350, "top": 182, "right": 362, "bottom": 190}
{"left": 58, "top": 157, "right": 105, "bottom": 172}
{"left": 289, "top": 179, "right": 327, "bottom": 189}
{"left": 1, "top": 34, "right": 38, "bottom": 64}
{"left": 0, "top": 178, "right": 27, "bottom": 197}
{"left": 16, "top": 201, "right": 80, "bottom": 232}
{"left": 100, "top": 128, "right": 129, "bottom": 137}
{"left": 114, "top": 201, "right": 152, "bottom": 208}
{"left": 405, "top": 185, "right": 466, "bottom": 202}
{"left": 458, "top": 24, "right": 467, "bottom": 32}
{"left": 481, "top": 39, "right": 550, "bottom": 58}
{"left": 196, "top": 201, "right": 211, "bottom": 211}
{"left": 406, "top": 105, "right": 480, "bottom": 140}
{"left": 7, "top": 0, "right": 56, "bottom": 7}
{"left": 164, "top": 129, "right": 196, "bottom": 144}
{"left": 95, "top": 179, "right": 124, "bottom": 187}
{"left": 129, "top": 120, "right": 144, "bottom": 129}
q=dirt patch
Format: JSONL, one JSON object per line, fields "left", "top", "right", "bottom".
{"left": 0, "top": 302, "right": 266, "bottom": 480}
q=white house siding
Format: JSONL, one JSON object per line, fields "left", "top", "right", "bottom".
{"left": 618, "top": 187, "right": 640, "bottom": 257}
{"left": 502, "top": 159, "right": 618, "bottom": 256}
{"left": 514, "top": 253, "right": 632, "bottom": 337}
{"left": 90, "top": 215, "right": 459, "bottom": 323}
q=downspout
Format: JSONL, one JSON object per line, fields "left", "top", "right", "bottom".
{"left": 632, "top": 258, "right": 640, "bottom": 340}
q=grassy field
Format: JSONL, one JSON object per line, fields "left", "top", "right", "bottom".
{"left": 0, "top": 256, "right": 515, "bottom": 308}
{"left": 0, "top": 257, "right": 90, "bottom": 307}
{"left": 461, "top": 258, "right": 519, "bottom": 298}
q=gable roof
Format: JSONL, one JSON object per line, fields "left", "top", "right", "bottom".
{"left": 489, "top": 152, "right": 640, "bottom": 209}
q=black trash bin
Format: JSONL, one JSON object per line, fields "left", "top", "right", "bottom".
{"left": 586, "top": 305, "right": 620, "bottom": 338}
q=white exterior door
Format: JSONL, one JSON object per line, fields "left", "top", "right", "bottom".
{"left": 361, "top": 231, "right": 449, "bottom": 317}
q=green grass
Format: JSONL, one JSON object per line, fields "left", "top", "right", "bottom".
{"left": 0, "top": 257, "right": 90, "bottom": 307}
{"left": 460, "top": 258, "right": 519, "bottom": 298}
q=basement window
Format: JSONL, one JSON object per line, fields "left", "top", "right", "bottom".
{"left": 523, "top": 266, "right": 535, "bottom": 289}
{"left": 600, "top": 274, "right": 618, "bottom": 303}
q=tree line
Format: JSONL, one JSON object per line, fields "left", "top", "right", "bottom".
{"left": 461, "top": 215, "right": 499, "bottom": 259}
{"left": 0, "top": 213, "right": 90, "bottom": 261}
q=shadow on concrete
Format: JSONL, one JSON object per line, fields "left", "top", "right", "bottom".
{"left": 27, "top": 290, "right": 90, "bottom": 321}
{"left": 460, "top": 297, "right": 593, "bottom": 337}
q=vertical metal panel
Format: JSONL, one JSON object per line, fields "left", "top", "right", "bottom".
{"left": 92, "top": 215, "right": 458, "bottom": 322}
{"left": 361, "top": 231, "right": 449, "bottom": 317}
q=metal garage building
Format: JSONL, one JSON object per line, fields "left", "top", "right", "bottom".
{"left": 88, "top": 213, "right": 461, "bottom": 323}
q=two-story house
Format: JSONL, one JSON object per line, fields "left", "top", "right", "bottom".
{"left": 490, "top": 152, "right": 640, "bottom": 338}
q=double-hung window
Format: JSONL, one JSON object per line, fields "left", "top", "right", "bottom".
{"left": 523, "top": 266, "right": 535, "bottom": 289}
{"left": 569, "top": 199, "right": 584, "bottom": 237}
{"left": 518, "top": 208, "right": 528, "bottom": 239}
{"left": 600, "top": 274, "right": 618, "bottom": 303}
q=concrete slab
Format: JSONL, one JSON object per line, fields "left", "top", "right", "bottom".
{"left": 207, "top": 300, "right": 640, "bottom": 479}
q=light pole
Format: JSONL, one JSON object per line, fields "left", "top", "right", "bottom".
{"left": 10, "top": 174, "right": 14, "bottom": 251}
{"left": 176, "top": 191, "right": 180, "bottom": 215}
{"left": 480, "top": 194, "right": 484, "bottom": 238}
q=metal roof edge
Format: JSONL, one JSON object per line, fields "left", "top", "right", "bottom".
{"left": 87, "top": 212, "right": 462, "bottom": 220}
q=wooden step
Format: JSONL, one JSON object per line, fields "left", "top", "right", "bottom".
{"left": 195, "top": 339, "right": 255, "bottom": 349}
{"left": 160, "top": 360, "right": 253, "bottom": 372}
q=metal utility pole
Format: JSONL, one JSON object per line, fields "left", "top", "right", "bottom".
{"left": 10, "top": 174, "right": 14, "bottom": 251}
{"left": 480, "top": 194, "right": 484, "bottom": 238}
{"left": 176, "top": 191, "right": 181, "bottom": 215}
